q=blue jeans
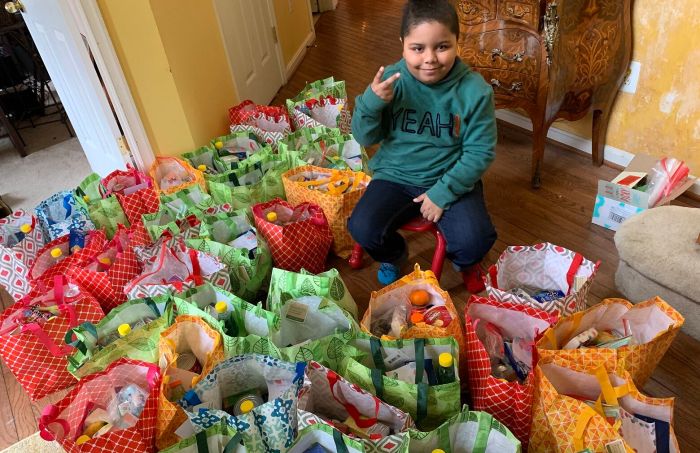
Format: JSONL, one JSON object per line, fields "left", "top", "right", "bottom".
{"left": 347, "top": 179, "right": 497, "bottom": 270}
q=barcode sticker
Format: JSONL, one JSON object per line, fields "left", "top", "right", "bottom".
{"left": 285, "top": 302, "right": 309, "bottom": 323}
{"left": 608, "top": 211, "right": 627, "bottom": 224}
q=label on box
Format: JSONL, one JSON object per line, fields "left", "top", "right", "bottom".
{"left": 592, "top": 195, "right": 645, "bottom": 232}
{"left": 598, "top": 180, "right": 650, "bottom": 208}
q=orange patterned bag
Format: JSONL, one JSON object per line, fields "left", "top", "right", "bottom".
{"left": 149, "top": 157, "right": 207, "bottom": 196}
{"left": 531, "top": 354, "right": 679, "bottom": 453}
{"left": 282, "top": 165, "right": 370, "bottom": 258}
{"left": 154, "top": 315, "right": 225, "bottom": 450}
{"left": 537, "top": 296, "right": 684, "bottom": 386}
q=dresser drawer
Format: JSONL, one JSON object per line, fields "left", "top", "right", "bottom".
{"left": 459, "top": 28, "right": 542, "bottom": 78}
{"left": 498, "top": 0, "right": 540, "bottom": 28}
{"left": 476, "top": 68, "right": 538, "bottom": 102}
{"left": 457, "top": 0, "right": 497, "bottom": 26}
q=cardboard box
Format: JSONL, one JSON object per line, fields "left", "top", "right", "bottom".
{"left": 591, "top": 154, "right": 696, "bottom": 231}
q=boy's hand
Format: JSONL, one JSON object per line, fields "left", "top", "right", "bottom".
{"left": 372, "top": 66, "right": 401, "bottom": 102}
{"left": 413, "top": 193, "right": 444, "bottom": 223}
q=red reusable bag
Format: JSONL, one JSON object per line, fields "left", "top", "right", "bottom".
{"left": 101, "top": 165, "right": 161, "bottom": 225}
{"left": 252, "top": 198, "right": 333, "bottom": 274}
{"left": 228, "top": 99, "right": 291, "bottom": 127}
{"left": 38, "top": 358, "right": 161, "bottom": 453}
{"left": 464, "top": 295, "right": 557, "bottom": 447}
{"left": 0, "top": 276, "right": 104, "bottom": 400}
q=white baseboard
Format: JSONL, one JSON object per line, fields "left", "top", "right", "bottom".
{"left": 285, "top": 30, "right": 316, "bottom": 80}
{"left": 496, "top": 110, "right": 700, "bottom": 196}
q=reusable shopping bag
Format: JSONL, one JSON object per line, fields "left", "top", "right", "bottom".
{"left": 182, "top": 146, "right": 228, "bottom": 176}
{"left": 286, "top": 77, "right": 352, "bottom": 133}
{"left": 65, "top": 296, "right": 172, "bottom": 378}
{"left": 66, "top": 224, "right": 151, "bottom": 312}
{"left": 337, "top": 334, "right": 461, "bottom": 430}
{"left": 485, "top": 242, "right": 600, "bottom": 316}
{"left": 210, "top": 131, "right": 269, "bottom": 171}
{"left": 38, "top": 358, "right": 161, "bottom": 453}
{"left": 252, "top": 198, "right": 333, "bottom": 274}
{"left": 298, "top": 360, "right": 415, "bottom": 452}
{"left": 228, "top": 99, "right": 291, "bottom": 127}
{"left": 0, "top": 276, "right": 104, "bottom": 400}
{"left": 158, "top": 420, "right": 244, "bottom": 453}
{"left": 156, "top": 314, "right": 225, "bottom": 450}
{"left": 173, "top": 354, "right": 306, "bottom": 453}
{"left": 279, "top": 133, "right": 370, "bottom": 173}
{"left": 362, "top": 264, "right": 465, "bottom": 356}
{"left": 536, "top": 296, "right": 684, "bottom": 386}
{"left": 149, "top": 156, "right": 207, "bottom": 195}
{"left": 74, "top": 173, "right": 129, "bottom": 239}
{"left": 101, "top": 165, "right": 161, "bottom": 224}
{"left": 530, "top": 355, "right": 678, "bottom": 452}
{"left": 35, "top": 190, "right": 95, "bottom": 241}
{"left": 464, "top": 295, "right": 556, "bottom": 447}
{"left": 266, "top": 266, "right": 358, "bottom": 320}
{"left": 278, "top": 125, "right": 341, "bottom": 151}
{"left": 0, "top": 209, "right": 45, "bottom": 301}
{"left": 288, "top": 422, "right": 366, "bottom": 453}
{"left": 282, "top": 165, "right": 371, "bottom": 258}
{"left": 141, "top": 211, "right": 207, "bottom": 242}
{"left": 159, "top": 185, "right": 218, "bottom": 219}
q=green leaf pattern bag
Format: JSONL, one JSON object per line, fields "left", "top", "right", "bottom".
{"left": 74, "top": 173, "right": 129, "bottom": 239}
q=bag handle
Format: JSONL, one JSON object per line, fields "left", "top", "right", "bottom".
{"left": 187, "top": 248, "right": 204, "bottom": 286}
{"left": 327, "top": 369, "right": 380, "bottom": 428}
{"left": 39, "top": 404, "right": 70, "bottom": 441}
{"left": 332, "top": 428, "right": 350, "bottom": 453}
{"left": 565, "top": 253, "right": 584, "bottom": 295}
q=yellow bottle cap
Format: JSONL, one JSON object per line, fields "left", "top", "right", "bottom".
{"left": 163, "top": 375, "right": 171, "bottom": 385}
{"left": 438, "top": 353, "right": 453, "bottom": 368}
{"left": 266, "top": 211, "right": 277, "bottom": 222}
{"left": 191, "top": 376, "right": 200, "bottom": 387}
{"left": 82, "top": 195, "right": 90, "bottom": 203}
{"left": 118, "top": 323, "right": 131, "bottom": 336}
{"left": 215, "top": 141, "right": 223, "bottom": 149}
{"left": 432, "top": 450, "right": 446, "bottom": 453}
{"left": 50, "top": 248, "right": 62, "bottom": 258}
{"left": 76, "top": 435, "right": 91, "bottom": 445}
{"left": 215, "top": 301, "right": 228, "bottom": 314}
{"left": 19, "top": 223, "right": 32, "bottom": 233}
{"left": 239, "top": 399, "right": 255, "bottom": 414}
{"left": 197, "top": 164, "right": 207, "bottom": 171}
{"left": 98, "top": 257, "right": 111, "bottom": 265}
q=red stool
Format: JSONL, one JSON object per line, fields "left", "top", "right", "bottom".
{"left": 348, "top": 216, "right": 447, "bottom": 280}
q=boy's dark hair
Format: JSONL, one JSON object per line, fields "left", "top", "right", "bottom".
{"left": 400, "top": 0, "right": 459, "bottom": 39}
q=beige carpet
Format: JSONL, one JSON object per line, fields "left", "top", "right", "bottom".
{"left": 0, "top": 432, "right": 61, "bottom": 453}
{"left": 0, "top": 130, "right": 91, "bottom": 213}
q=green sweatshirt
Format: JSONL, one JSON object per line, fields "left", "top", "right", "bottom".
{"left": 351, "top": 58, "right": 496, "bottom": 208}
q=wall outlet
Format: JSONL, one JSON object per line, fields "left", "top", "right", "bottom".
{"left": 620, "top": 60, "right": 641, "bottom": 94}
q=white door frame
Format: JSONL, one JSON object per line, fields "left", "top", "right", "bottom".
{"left": 66, "top": 0, "right": 155, "bottom": 171}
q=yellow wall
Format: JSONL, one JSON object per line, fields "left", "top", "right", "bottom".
{"left": 97, "top": 0, "right": 238, "bottom": 157}
{"left": 552, "top": 0, "right": 699, "bottom": 172}
{"left": 272, "top": 0, "right": 314, "bottom": 66}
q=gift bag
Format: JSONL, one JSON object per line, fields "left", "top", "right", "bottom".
{"left": 298, "top": 361, "right": 415, "bottom": 452}
{"left": 174, "top": 354, "right": 306, "bottom": 453}
{"left": 74, "top": 173, "right": 130, "bottom": 239}
{"left": 536, "top": 296, "right": 684, "bottom": 386}
{"left": 286, "top": 77, "right": 351, "bottom": 133}
{"left": 252, "top": 198, "right": 333, "bottom": 274}
{"left": 0, "top": 276, "right": 104, "bottom": 400}
{"left": 464, "top": 295, "right": 556, "bottom": 447}
{"left": 530, "top": 355, "right": 678, "bottom": 453}
{"left": 0, "top": 210, "right": 45, "bottom": 301}
{"left": 210, "top": 131, "right": 268, "bottom": 171}
{"left": 227, "top": 101, "right": 292, "bottom": 151}
{"left": 150, "top": 156, "right": 207, "bottom": 195}
{"left": 278, "top": 125, "right": 341, "bottom": 151}
{"left": 362, "top": 264, "right": 465, "bottom": 353}
{"left": 337, "top": 334, "right": 461, "bottom": 430}
{"left": 288, "top": 423, "right": 366, "bottom": 453}
{"left": 283, "top": 165, "right": 370, "bottom": 258}
{"left": 101, "top": 165, "right": 161, "bottom": 225}
{"left": 66, "top": 296, "right": 172, "bottom": 379}
{"left": 182, "top": 146, "right": 228, "bottom": 176}
{"left": 66, "top": 225, "right": 151, "bottom": 312}
{"left": 141, "top": 212, "right": 207, "bottom": 242}
{"left": 159, "top": 185, "right": 217, "bottom": 219}
{"left": 156, "top": 315, "right": 225, "bottom": 450}
{"left": 35, "top": 190, "right": 95, "bottom": 241}
{"left": 485, "top": 243, "right": 600, "bottom": 316}
{"left": 38, "top": 358, "right": 161, "bottom": 453}
{"left": 295, "top": 134, "right": 370, "bottom": 173}
{"left": 158, "top": 420, "right": 244, "bottom": 453}
{"left": 266, "top": 266, "right": 357, "bottom": 320}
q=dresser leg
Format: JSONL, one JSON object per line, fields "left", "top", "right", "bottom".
{"left": 530, "top": 117, "right": 548, "bottom": 188}
{"left": 591, "top": 108, "right": 611, "bottom": 166}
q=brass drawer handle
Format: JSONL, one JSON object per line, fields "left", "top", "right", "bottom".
{"left": 491, "top": 48, "right": 524, "bottom": 62}
{"left": 490, "top": 78, "right": 523, "bottom": 92}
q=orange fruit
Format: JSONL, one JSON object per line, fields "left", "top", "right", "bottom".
{"left": 409, "top": 289, "right": 431, "bottom": 306}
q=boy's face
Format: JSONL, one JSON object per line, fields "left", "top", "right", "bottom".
{"left": 401, "top": 21, "right": 458, "bottom": 85}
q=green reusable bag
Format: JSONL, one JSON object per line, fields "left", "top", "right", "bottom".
{"left": 288, "top": 423, "right": 366, "bottom": 453}
{"left": 210, "top": 131, "right": 267, "bottom": 169}
{"left": 65, "top": 295, "right": 172, "bottom": 378}
{"left": 142, "top": 209, "right": 209, "bottom": 242}
{"left": 181, "top": 146, "right": 228, "bottom": 175}
{"left": 158, "top": 420, "right": 244, "bottom": 453}
{"left": 173, "top": 283, "right": 358, "bottom": 370}
{"left": 286, "top": 76, "right": 347, "bottom": 110}
{"left": 336, "top": 334, "right": 462, "bottom": 431}
{"left": 74, "top": 173, "right": 129, "bottom": 239}
{"left": 279, "top": 134, "right": 370, "bottom": 173}
{"left": 159, "top": 185, "right": 217, "bottom": 218}
{"left": 267, "top": 267, "right": 358, "bottom": 320}
{"left": 206, "top": 148, "right": 305, "bottom": 209}
{"left": 278, "top": 125, "right": 341, "bottom": 150}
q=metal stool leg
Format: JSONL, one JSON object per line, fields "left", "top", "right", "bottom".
{"left": 430, "top": 226, "right": 447, "bottom": 280}
{"left": 349, "top": 243, "right": 364, "bottom": 269}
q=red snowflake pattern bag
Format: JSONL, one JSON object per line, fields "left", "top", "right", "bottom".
{"left": 101, "top": 165, "right": 160, "bottom": 225}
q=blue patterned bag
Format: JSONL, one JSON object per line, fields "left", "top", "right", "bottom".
{"left": 34, "top": 190, "right": 94, "bottom": 241}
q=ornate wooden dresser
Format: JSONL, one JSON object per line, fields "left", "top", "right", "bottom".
{"left": 456, "top": 0, "right": 633, "bottom": 186}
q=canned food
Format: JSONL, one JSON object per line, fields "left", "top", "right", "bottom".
{"left": 224, "top": 392, "right": 264, "bottom": 416}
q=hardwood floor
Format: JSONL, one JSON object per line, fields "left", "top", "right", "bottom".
{"left": 0, "top": 0, "right": 698, "bottom": 450}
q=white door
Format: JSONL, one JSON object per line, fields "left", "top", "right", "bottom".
{"left": 213, "top": 0, "right": 285, "bottom": 104}
{"left": 17, "top": 0, "right": 129, "bottom": 176}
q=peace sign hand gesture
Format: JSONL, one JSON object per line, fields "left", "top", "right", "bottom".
{"left": 371, "top": 66, "right": 401, "bottom": 103}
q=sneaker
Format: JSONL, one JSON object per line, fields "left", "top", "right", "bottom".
{"left": 377, "top": 262, "right": 400, "bottom": 286}
{"left": 462, "top": 263, "right": 486, "bottom": 293}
